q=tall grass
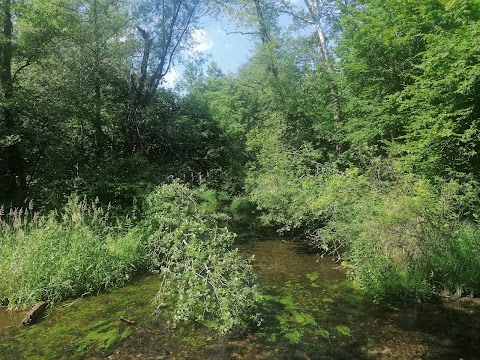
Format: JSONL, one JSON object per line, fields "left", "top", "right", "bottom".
{"left": 0, "top": 196, "right": 141, "bottom": 308}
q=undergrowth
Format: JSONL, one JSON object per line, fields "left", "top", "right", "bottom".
{"left": 246, "top": 144, "right": 480, "bottom": 301}
{"left": 0, "top": 183, "right": 258, "bottom": 332}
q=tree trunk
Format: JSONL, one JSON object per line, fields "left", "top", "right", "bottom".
{"left": 303, "top": 0, "right": 341, "bottom": 151}
{"left": 253, "top": 0, "right": 278, "bottom": 78}
{"left": 91, "top": 0, "right": 108, "bottom": 153}
{"left": 1, "top": 0, "right": 26, "bottom": 200}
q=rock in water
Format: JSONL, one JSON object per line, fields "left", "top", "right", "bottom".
{"left": 21, "top": 301, "right": 47, "bottom": 325}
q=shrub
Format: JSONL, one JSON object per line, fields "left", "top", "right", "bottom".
{"left": 319, "top": 175, "right": 480, "bottom": 301}
{"left": 141, "top": 182, "right": 259, "bottom": 332}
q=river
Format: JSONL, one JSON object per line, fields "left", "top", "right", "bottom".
{"left": 1, "top": 238, "right": 479, "bottom": 359}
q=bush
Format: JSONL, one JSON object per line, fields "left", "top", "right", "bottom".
{"left": 141, "top": 182, "right": 259, "bottom": 332}
{"left": 318, "top": 175, "right": 480, "bottom": 301}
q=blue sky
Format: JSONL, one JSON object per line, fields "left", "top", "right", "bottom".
{"left": 164, "top": 1, "right": 305, "bottom": 87}
{"left": 202, "top": 22, "right": 255, "bottom": 73}
{"left": 163, "top": 21, "right": 254, "bottom": 86}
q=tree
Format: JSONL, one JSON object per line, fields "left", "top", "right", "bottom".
{"left": 72, "top": 0, "right": 131, "bottom": 152}
{"left": 125, "top": 0, "right": 203, "bottom": 154}
{"left": 337, "top": 0, "right": 445, "bottom": 163}
{"left": 266, "top": 0, "right": 343, "bottom": 151}
{"left": 302, "top": 0, "right": 341, "bottom": 128}
{"left": 1, "top": 0, "right": 68, "bottom": 202}
{"left": 216, "top": 0, "right": 280, "bottom": 77}
{"left": 396, "top": 0, "right": 480, "bottom": 179}
{"left": 1, "top": 0, "right": 20, "bottom": 197}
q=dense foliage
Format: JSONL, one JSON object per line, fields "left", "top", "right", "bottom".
{"left": 0, "top": 184, "right": 258, "bottom": 332}
{"left": 142, "top": 182, "right": 258, "bottom": 331}
{"left": 2, "top": 0, "right": 480, "bottom": 324}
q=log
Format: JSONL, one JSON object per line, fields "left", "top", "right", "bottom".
{"left": 21, "top": 301, "right": 47, "bottom": 326}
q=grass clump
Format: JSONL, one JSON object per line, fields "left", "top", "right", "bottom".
{"left": 0, "top": 196, "right": 140, "bottom": 308}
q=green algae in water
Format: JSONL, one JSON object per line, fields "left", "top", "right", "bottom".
{"left": 335, "top": 325, "right": 352, "bottom": 336}
{"left": 316, "top": 328, "right": 330, "bottom": 339}
{"left": 279, "top": 295, "right": 294, "bottom": 308}
{"left": 268, "top": 283, "right": 321, "bottom": 345}
{"left": 0, "top": 275, "right": 159, "bottom": 359}
{"left": 293, "top": 312, "right": 317, "bottom": 326}
{"left": 121, "top": 326, "right": 134, "bottom": 339}
{"left": 177, "top": 328, "right": 216, "bottom": 351}
{"left": 4, "top": 239, "right": 477, "bottom": 359}
{"left": 284, "top": 329, "right": 302, "bottom": 344}
{"left": 0, "top": 343, "right": 13, "bottom": 350}
{"left": 306, "top": 272, "right": 320, "bottom": 282}
{"left": 76, "top": 323, "right": 119, "bottom": 351}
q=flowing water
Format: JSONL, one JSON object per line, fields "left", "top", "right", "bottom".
{"left": 1, "top": 238, "right": 479, "bottom": 359}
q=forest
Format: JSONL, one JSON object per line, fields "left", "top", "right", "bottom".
{"left": 1, "top": 0, "right": 480, "bottom": 333}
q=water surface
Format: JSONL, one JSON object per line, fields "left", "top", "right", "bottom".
{"left": 1, "top": 238, "right": 479, "bottom": 359}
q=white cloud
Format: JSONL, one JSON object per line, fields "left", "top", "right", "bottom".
{"left": 190, "top": 28, "right": 214, "bottom": 53}
{"left": 163, "top": 67, "right": 180, "bottom": 88}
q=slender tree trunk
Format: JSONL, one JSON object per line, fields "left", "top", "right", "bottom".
{"left": 124, "top": 27, "right": 151, "bottom": 155}
{"left": 253, "top": 0, "right": 270, "bottom": 45}
{"left": 1, "top": 0, "right": 26, "bottom": 200}
{"left": 92, "top": 0, "right": 108, "bottom": 153}
{"left": 253, "top": 0, "right": 278, "bottom": 78}
{"left": 303, "top": 0, "right": 341, "bottom": 151}
{"left": 1, "top": 0, "right": 14, "bottom": 130}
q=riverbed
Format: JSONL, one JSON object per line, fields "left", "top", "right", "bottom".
{"left": 1, "top": 238, "right": 479, "bottom": 359}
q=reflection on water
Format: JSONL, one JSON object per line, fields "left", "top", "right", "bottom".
{"left": 1, "top": 238, "right": 479, "bottom": 359}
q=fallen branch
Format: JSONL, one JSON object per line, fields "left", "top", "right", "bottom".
{"left": 120, "top": 316, "right": 136, "bottom": 324}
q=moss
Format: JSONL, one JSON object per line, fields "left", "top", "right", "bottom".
{"left": 335, "top": 325, "right": 352, "bottom": 336}
{"left": 76, "top": 325, "right": 119, "bottom": 351}
{"left": 306, "top": 272, "right": 320, "bottom": 282}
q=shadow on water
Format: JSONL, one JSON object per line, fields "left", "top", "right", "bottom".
{"left": 1, "top": 238, "right": 479, "bottom": 359}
